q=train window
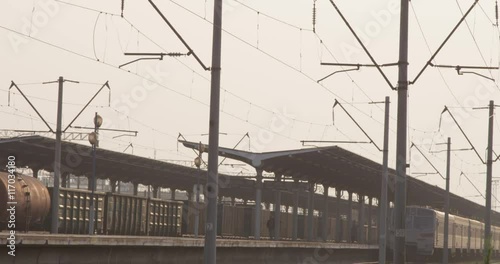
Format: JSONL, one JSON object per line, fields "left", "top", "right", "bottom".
{"left": 417, "top": 209, "right": 433, "bottom": 216}
{"left": 414, "top": 216, "right": 433, "bottom": 229}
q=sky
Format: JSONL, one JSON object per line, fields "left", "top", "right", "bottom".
{"left": 1, "top": 0, "right": 500, "bottom": 207}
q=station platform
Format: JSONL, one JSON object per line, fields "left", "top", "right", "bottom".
{"left": 0, "top": 233, "right": 378, "bottom": 264}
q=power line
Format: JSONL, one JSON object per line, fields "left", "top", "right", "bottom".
{"left": 410, "top": 1, "right": 464, "bottom": 106}
{"left": 454, "top": 0, "right": 500, "bottom": 90}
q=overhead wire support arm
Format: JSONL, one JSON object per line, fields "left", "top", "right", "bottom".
{"left": 148, "top": 0, "right": 210, "bottom": 71}
{"left": 8, "top": 81, "right": 54, "bottom": 133}
{"left": 410, "top": 142, "right": 445, "bottom": 180}
{"left": 411, "top": 0, "right": 479, "bottom": 85}
{"left": 461, "top": 171, "right": 486, "bottom": 199}
{"left": 326, "top": 0, "right": 395, "bottom": 90}
{"left": 63, "top": 81, "right": 111, "bottom": 132}
{"left": 429, "top": 63, "right": 499, "bottom": 81}
{"left": 72, "top": 126, "right": 138, "bottom": 136}
{"left": 320, "top": 62, "right": 399, "bottom": 67}
{"left": 318, "top": 62, "right": 399, "bottom": 82}
{"left": 332, "top": 99, "right": 382, "bottom": 151}
{"left": 119, "top": 53, "right": 188, "bottom": 68}
{"left": 440, "top": 106, "right": 485, "bottom": 164}
{"left": 119, "top": 57, "right": 163, "bottom": 68}
{"left": 218, "top": 132, "right": 250, "bottom": 166}
{"left": 317, "top": 66, "right": 359, "bottom": 83}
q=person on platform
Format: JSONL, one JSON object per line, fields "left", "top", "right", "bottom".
{"left": 351, "top": 220, "right": 358, "bottom": 243}
{"left": 266, "top": 215, "right": 275, "bottom": 240}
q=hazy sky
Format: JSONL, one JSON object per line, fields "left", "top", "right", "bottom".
{"left": 2, "top": 0, "right": 500, "bottom": 207}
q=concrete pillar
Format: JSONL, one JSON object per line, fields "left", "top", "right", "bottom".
{"left": 347, "top": 191, "right": 353, "bottom": 243}
{"left": 254, "top": 169, "right": 263, "bottom": 240}
{"left": 171, "top": 188, "right": 176, "bottom": 200}
{"left": 243, "top": 200, "right": 248, "bottom": 206}
{"left": 87, "top": 176, "right": 92, "bottom": 191}
{"left": 336, "top": 188, "right": 342, "bottom": 242}
{"left": 117, "top": 181, "right": 121, "bottom": 194}
{"left": 358, "top": 195, "right": 365, "bottom": 243}
{"left": 76, "top": 176, "right": 81, "bottom": 189}
{"left": 32, "top": 168, "right": 40, "bottom": 179}
{"left": 274, "top": 173, "right": 282, "bottom": 241}
{"left": 307, "top": 183, "right": 314, "bottom": 241}
{"left": 367, "top": 197, "right": 372, "bottom": 244}
{"left": 231, "top": 197, "right": 236, "bottom": 206}
{"left": 133, "top": 182, "right": 139, "bottom": 196}
{"left": 322, "top": 185, "right": 329, "bottom": 241}
{"left": 292, "top": 181, "right": 299, "bottom": 241}
{"left": 152, "top": 186, "right": 159, "bottom": 199}
{"left": 110, "top": 179, "right": 117, "bottom": 193}
{"left": 61, "top": 173, "right": 68, "bottom": 188}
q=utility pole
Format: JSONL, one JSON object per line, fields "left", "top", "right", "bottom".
{"left": 443, "top": 137, "right": 451, "bottom": 264}
{"left": 204, "top": 0, "right": 222, "bottom": 263}
{"left": 485, "top": 100, "right": 494, "bottom": 259}
{"left": 394, "top": 0, "right": 409, "bottom": 262}
{"left": 51, "top": 76, "right": 64, "bottom": 234}
{"left": 378, "top": 96, "right": 390, "bottom": 264}
{"left": 8, "top": 78, "right": 109, "bottom": 234}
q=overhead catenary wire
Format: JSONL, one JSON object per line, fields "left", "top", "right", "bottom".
{"left": 0, "top": 1, "right": 464, "bottom": 181}
{"left": 454, "top": 0, "right": 500, "bottom": 89}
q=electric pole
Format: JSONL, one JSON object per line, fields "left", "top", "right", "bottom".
{"left": 443, "top": 137, "right": 451, "bottom": 264}
{"left": 394, "top": 0, "right": 409, "bottom": 262}
{"left": 485, "top": 100, "right": 494, "bottom": 259}
{"left": 379, "top": 96, "right": 390, "bottom": 264}
{"left": 9, "top": 77, "right": 110, "bottom": 234}
{"left": 204, "top": 0, "right": 222, "bottom": 263}
{"left": 52, "top": 76, "right": 64, "bottom": 234}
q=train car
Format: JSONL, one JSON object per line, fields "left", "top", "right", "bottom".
{"left": 401, "top": 205, "right": 500, "bottom": 260}
{"left": 0, "top": 171, "right": 51, "bottom": 231}
{"left": 405, "top": 206, "right": 437, "bottom": 256}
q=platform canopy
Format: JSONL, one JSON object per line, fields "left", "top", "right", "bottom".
{"left": 180, "top": 140, "right": 500, "bottom": 224}
{"left": 0, "top": 136, "right": 347, "bottom": 212}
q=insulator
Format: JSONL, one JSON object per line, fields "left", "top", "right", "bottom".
{"left": 496, "top": 1, "right": 498, "bottom": 26}
{"left": 167, "top": 52, "right": 188, "bottom": 57}
{"left": 121, "top": 0, "right": 124, "bottom": 17}
{"left": 312, "top": 0, "right": 317, "bottom": 32}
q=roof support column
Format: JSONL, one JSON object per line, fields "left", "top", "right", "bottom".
{"left": 87, "top": 175, "right": 93, "bottom": 191}
{"left": 322, "top": 185, "right": 330, "bottom": 241}
{"left": 336, "top": 188, "right": 342, "bottom": 242}
{"left": 292, "top": 180, "right": 299, "bottom": 241}
{"left": 367, "top": 197, "right": 373, "bottom": 244}
{"left": 307, "top": 182, "right": 314, "bottom": 241}
{"left": 347, "top": 191, "right": 353, "bottom": 243}
{"left": 358, "top": 195, "right": 365, "bottom": 243}
{"left": 61, "top": 173, "right": 68, "bottom": 188}
{"left": 32, "top": 168, "right": 40, "bottom": 179}
{"left": 274, "top": 173, "right": 282, "bottom": 241}
{"left": 133, "top": 182, "right": 139, "bottom": 196}
{"left": 117, "top": 181, "right": 121, "bottom": 194}
{"left": 254, "top": 168, "right": 263, "bottom": 240}
{"left": 110, "top": 179, "right": 117, "bottom": 193}
{"left": 152, "top": 186, "right": 159, "bottom": 199}
{"left": 171, "top": 188, "right": 176, "bottom": 200}
{"left": 76, "top": 175, "right": 81, "bottom": 189}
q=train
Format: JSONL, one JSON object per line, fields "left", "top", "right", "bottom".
{"left": 392, "top": 206, "right": 500, "bottom": 260}
{"left": 0, "top": 172, "right": 183, "bottom": 236}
